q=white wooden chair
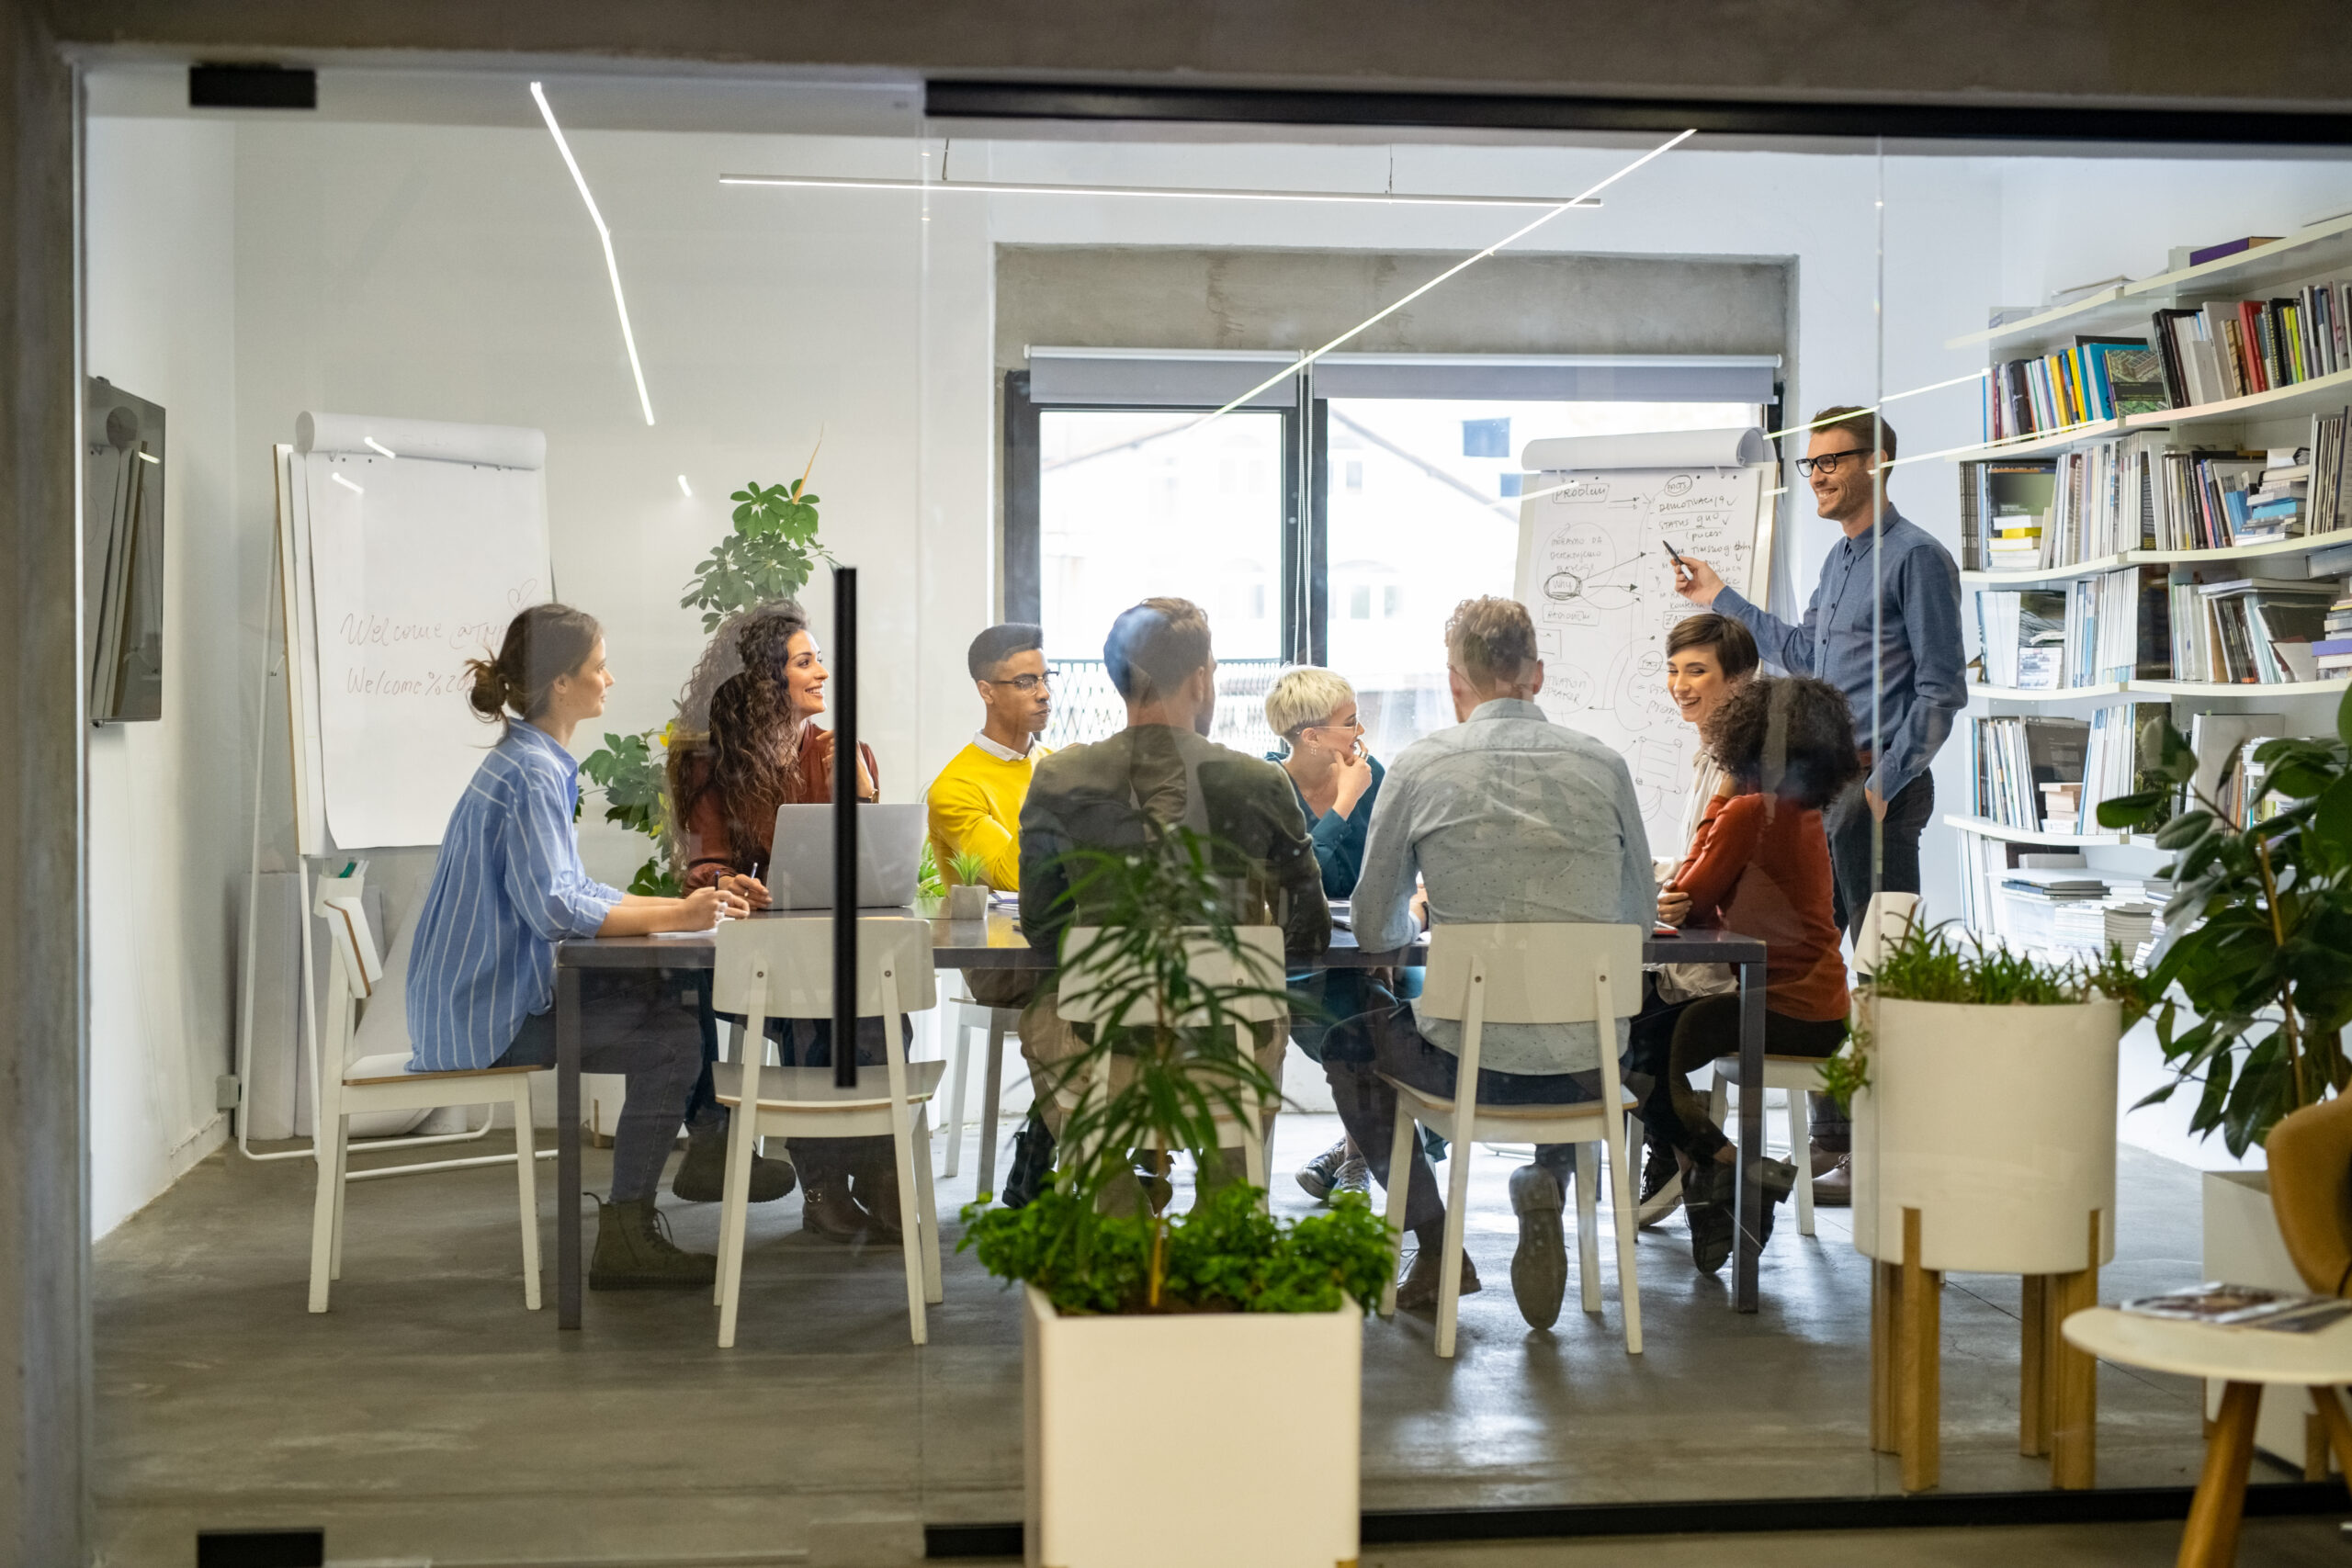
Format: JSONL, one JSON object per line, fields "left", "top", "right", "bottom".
{"left": 710, "top": 917, "right": 945, "bottom": 1348}
{"left": 1053, "top": 926, "right": 1286, "bottom": 1208}
{"left": 1378, "top": 922, "right": 1645, "bottom": 1359}
{"left": 941, "top": 987, "right": 1018, "bottom": 1191}
{"left": 307, "top": 890, "right": 545, "bottom": 1313}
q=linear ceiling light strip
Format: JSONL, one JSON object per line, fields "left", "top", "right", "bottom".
{"left": 1194, "top": 129, "right": 1697, "bottom": 427}
{"left": 719, "top": 172, "right": 1598, "bottom": 209}
{"left": 532, "top": 82, "right": 656, "bottom": 426}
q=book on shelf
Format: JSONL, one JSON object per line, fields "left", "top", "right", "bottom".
{"left": 2189, "top": 712, "right": 2285, "bottom": 808}
{"left": 1975, "top": 570, "right": 2165, "bottom": 686}
{"left": 2169, "top": 579, "right": 2336, "bottom": 683}
{"left": 2077, "top": 702, "right": 2171, "bottom": 833}
{"left": 1970, "top": 715, "right": 2089, "bottom": 831}
{"left": 2186, "top": 236, "right": 2284, "bottom": 267}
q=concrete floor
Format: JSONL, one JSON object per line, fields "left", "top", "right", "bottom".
{"left": 95, "top": 1112, "right": 2328, "bottom": 1566}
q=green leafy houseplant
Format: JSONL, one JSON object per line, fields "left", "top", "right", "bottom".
{"left": 2096, "top": 686, "right": 2352, "bottom": 1155}
{"left": 959, "top": 820, "right": 1390, "bottom": 1314}
{"left": 578, "top": 446, "right": 831, "bottom": 887}
{"left": 949, "top": 849, "right": 992, "bottom": 890}
{"left": 1818, "top": 919, "right": 2147, "bottom": 1111}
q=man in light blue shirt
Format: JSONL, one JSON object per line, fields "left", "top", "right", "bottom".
{"left": 1322, "top": 597, "right": 1652, "bottom": 1330}
{"left": 1671, "top": 408, "right": 1965, "bottom": 942}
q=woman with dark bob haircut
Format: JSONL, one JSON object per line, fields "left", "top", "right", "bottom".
{"left": 1642, "top": 675, "right": 1860, "bottom": 1277}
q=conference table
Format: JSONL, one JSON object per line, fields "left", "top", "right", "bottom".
{"left": 552, "top": 910, "right": 1770, "bottom": 1328}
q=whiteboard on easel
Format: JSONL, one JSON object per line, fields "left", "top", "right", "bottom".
{"left": 1511, "top": 427, "right": 1774, "bottom": 848}
{"left": 274, "top": 412, "right": 552, "bottom": 852}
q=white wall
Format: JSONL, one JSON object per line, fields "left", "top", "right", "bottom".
{"left": 85, "top": 118, "right": 245, "bottom": 1236}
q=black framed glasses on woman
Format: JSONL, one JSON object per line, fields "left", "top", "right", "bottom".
{"left": 1794, "top": 448, "right": 1878, "bottom": 478}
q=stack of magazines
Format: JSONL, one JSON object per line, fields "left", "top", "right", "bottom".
{"left": 2121, "top": 1283, "right": 2352, "bottom": 1334}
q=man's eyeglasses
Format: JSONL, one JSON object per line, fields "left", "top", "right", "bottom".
{"left": 985, "top": 671, "right": 1057, "bottom": 694}
{"left": 1795, "top": 448, "right": 1877, "bottom": 479}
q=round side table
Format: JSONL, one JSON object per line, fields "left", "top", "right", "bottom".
{"left": 2064, "top": 1305, "right": 2352, "bottom": 1567}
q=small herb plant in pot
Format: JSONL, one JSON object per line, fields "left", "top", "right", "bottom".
{"left": 958, "top": 820, "right": 1386, "bottom": 1568}
{"left": 944, "top": 849, "right": 992, "bottom": 921}
{"left": 1828, "top": 920, "right": 2144, "bottom": 1277}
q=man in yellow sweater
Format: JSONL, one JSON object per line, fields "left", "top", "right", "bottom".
{"left": 927, "top": 622, "right": 1051, "bottom": 893}
{"left": 928, "top": 623, "right": 1055, "bottom": 1201}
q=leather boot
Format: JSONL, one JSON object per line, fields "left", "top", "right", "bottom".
{"left": 589, "top": 1196, "right": 718, "bottom": 1291}
{"left": 671, "top": 1122, "right": 797, "bottom": 1204}
{"left": 851, "top": 1150, "right": 905, "bottom": 1244}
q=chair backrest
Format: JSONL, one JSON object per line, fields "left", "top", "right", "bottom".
{"left": 2265, "top": 1094, "right": 2352, "bottom": 1296}
{"left": 1418, "top": 923, "right": 1643, "bottom": 1025}
{"left": 711, "top": 917, "right": 939, "bottom": 1018}
{"left": 1852, "top": 891, "right": 1922, "bottom": 975}
{"left": 314, "top": 892, "right": 384, "bottom": 1001}
{"left": 1057, "top": 925, "right": 1286, "bottom": 1029}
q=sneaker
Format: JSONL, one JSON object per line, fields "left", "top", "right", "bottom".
{"left": 1331, "top": 1156, "right": 1372, "bottom": 1200}
{"left": 1295, "top": 1138, "right": 1350, "bottom": 1203}
{"left": 670, "top": 1123, "right": 797, "bottom": 1204}
{"left": 1683, "top": 1159, "right": 1736, "bottom": 1276}
{"left": 1507, "top": 1164, "right": 1568, "bottom": 1331}
{"left": 1811, "top": 1149, "right": 1853, "bottom": 1208}
{"left": 1001, "top": 1111, "right": 1055, "bottom": 1209}
{"left": 1636, "top": 1144, "right": 1683, "bottom": 1227}
{"left": 589, "top": 1196, "right": 718, "bottom": 1291}
{"left": 1395, "top": 1247, "right": 1483, "bottom": 1314}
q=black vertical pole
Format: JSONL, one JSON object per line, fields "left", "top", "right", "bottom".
{"left": 832, "top": 567, "right": 859, "bottom": 1089}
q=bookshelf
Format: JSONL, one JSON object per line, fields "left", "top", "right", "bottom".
{"left": 1945, "top": 211, "right": 2352, "bottom": 963}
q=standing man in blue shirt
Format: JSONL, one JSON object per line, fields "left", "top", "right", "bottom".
{"left": 1669, "top": 408, "right": 1964, "bottom": 943}
{"left": 1670, "top": 410, "right": 1964, "bottom": 1201}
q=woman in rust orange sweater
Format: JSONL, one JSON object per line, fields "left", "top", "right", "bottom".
{"left": 1649, "top": 675, "right": 1859, "bottom": 1275}
{"left": 668, "top": 602, "right": 891, "bottom": 1243}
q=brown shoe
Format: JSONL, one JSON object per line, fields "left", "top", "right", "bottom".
{"left": 799, "top": 1177, "right": 870, "bottom": 1243}
{"left": 1396, "top": 1247, "right": 1482, "bottom": 1315}
{"left": 1811, "top": 1149, "right": 1852, "bottom": 1207}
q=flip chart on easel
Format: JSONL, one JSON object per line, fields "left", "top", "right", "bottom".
{"left": 276, "top": 413, "right": 551, "bottom": 852}
{"left": 1511, "top": 427, "right": 1773, "bottom": 848}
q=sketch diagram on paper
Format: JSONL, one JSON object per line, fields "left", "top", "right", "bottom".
{"left": 1512, "top": 463, "right": 1766, "bottom": 845}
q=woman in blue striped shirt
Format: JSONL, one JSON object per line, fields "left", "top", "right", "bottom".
{"left": 406, "top": 604, "right": 780, "bottom": 1290}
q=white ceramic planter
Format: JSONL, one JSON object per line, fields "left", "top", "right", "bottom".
{"left": 1023, "top": 1284, "right": 1360, "bottom": 1568}
{"left": 2203, "top": 1169, "right": 2335, "bottom": 1472}
{"left": 1853, "top": 996, "right": 2120, "bottom": 1275}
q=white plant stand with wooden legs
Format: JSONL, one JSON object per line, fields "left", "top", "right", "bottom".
{"left": 1854, "top": 993, "right": 2120, "bottom": 1492}
{"left": 709, "top": 917, "right": 945, "bottom": 1347}
{"left": 1377, "top": 922, "right": 1646, "bottom": 1359}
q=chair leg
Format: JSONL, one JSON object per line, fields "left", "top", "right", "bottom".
{"left": 1789, "top": 1085, "right": 1815, "bottom": 1237}
{"left": 328, "top": 1111, "right": 351, "bottom": 1280}
{"left": 514, "top": 1084, "right": 542, "bottom": 1311}
{"left": 1243, "top": 1122, "right": 1268, "bottom": 1211}
{"left": 1574, "top": 1143, "right": 1601, "bottom": 1314}
{"left": 943, "top": 1010, "right": 970, "bottom": 1180}
{"left": 914, "top": 1106, "right": 944, "bottom": 1305}
{"left": 1600, "top": 1109, "right": 1645, "bottom": 1356}
{"left": 978, "top": 1012, "right": 1007, "bottom": 1199}
{"left": 892, "top": 1096, "right": 930, "bottom": 1346}
{"left": 1437, "top": 1110, "right": 1476, "bottom": 1359}
{"left": 306, "top": 1117, "right": 345, "bottom": 1313}
{"left": 1380, "top": 1108, "right": 1416, "bottom": 1320}
{"left": 715, "top": 1104, "right": 760, "bottom": 1347}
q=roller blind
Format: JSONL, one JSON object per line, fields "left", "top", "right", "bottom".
{"left": 1025, "top": 347, "right": 1781, "bottom": 406}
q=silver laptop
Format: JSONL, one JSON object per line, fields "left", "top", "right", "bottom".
{"left": 765, "top": 803, "right": 926, "bottom": 909}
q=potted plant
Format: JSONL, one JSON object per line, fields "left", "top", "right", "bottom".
{"left": 945, "top": 849, "right": 992, "bottom": 922}
{"left": 2096, "top": 688, "right": 2352, "bottom": 1465}
{"left": 958, "top": 822, "right": 1390, "bottom": 1568}
{"left": 580, "top": 456, "right": 832, "bottom": 891}
{"left": 1826, "top": 922, "right": 2142, "bottom": 1277}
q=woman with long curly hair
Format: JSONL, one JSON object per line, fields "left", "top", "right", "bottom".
{"left": 667, "top": 601, "right": 895, "bottom": 1243}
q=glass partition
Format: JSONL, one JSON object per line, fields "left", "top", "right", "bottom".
{"left": 79, "top": 62, "right": 2352, "bottom": 1562}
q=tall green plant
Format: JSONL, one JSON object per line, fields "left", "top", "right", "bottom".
{"left": 2098, "top": 685, "right": 2352, "bottom": 1154}
{"left": 579, "top": 445, "right": 831, "bottom": 886}
{"left": 961, "top": 820, "right": 1388, "bottom": 1314}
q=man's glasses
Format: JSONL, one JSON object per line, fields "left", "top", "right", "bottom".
{"left": 1795, "top": 448, "right": 1877, "bottom": 478}
{"left": 985, "top": 670, "right": 1057, "bottom": 694}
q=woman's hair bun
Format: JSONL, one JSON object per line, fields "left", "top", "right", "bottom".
{"left": 464, "top": 655, "right": 513, "bottom": 718}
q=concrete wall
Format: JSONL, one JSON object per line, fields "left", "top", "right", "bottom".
{"left": 46, "top": 0, "right": 2352, "bottom": 115}
{"left": 83, "top": 117, "right": 244, "bottom": 1236}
